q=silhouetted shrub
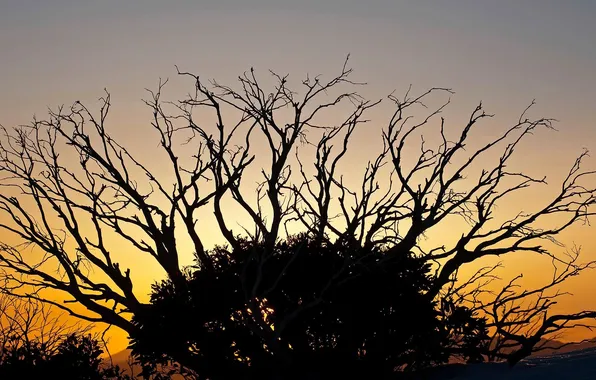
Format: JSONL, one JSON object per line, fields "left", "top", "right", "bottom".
{"left": 0, "top": 333, "right": 130, "bottom": 380}
{"left": 130, "top": 235, "right": 488, "bottom": 379}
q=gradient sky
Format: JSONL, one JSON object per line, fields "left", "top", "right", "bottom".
{"left": 2, "top": 0, "right": 596, "bottom": 352}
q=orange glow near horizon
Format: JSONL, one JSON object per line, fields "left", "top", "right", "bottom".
{"left": 2, "top": 1, "right": 596, "bottom": 356}
{"left": 9, "top": 99, "right": 595, "bottom": 356}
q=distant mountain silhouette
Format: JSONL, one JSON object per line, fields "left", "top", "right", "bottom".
{"left": 530, "top": 338, "right": 596, "bottom": 357}
{"left": 104, "top": 349, "right": 136, "bottom": 376}
{"left": 485, "top": 337, "right": 596, "bottom": 359}
{"left": 104, "top": 349, "right": 186, "bottom": 379}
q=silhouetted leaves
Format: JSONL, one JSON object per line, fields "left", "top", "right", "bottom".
{"left": 130, "top": 235, "right": 488, "bottom": 379}
{"left": 0, "top": 333, "right": 130, "bottom": 380}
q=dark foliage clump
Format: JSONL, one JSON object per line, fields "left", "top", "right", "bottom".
{"left": 130, "top": 235, "right": 488, "bottom": 379}
{"left": 0, "top": 333, "right": 129, "bottom": 380}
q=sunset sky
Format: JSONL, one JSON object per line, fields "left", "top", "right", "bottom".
{"left": 1, "top": 0, "right": 596, "bottom": 353}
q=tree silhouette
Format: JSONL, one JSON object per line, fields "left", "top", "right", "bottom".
{"left": 0, "top": 296, "right": 129, "bottom": 379}
{"left": 445, "top": 249, "right": 596, "bottom": 366}
{"left": 130, "top": 235, "right": 489, "bottom": 379}
{"left": 1, "top": 57, "right": 595, "bottom": 376}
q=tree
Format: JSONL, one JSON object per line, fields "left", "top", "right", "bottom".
{"left": 130, "top": 235, "right": 488, "bottom": 379}
{"left": 0, "top": 295, "right": 129, "bottom": 379}
{"left": 0, "top": 57, "right": 595, "bottom": 375}
{"left": 444, "top": 247, "right": 596, "bottom": 366}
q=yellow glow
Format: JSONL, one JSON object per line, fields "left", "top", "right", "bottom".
{"left": 1, "top": 2, "right": 596, "bottom": 356}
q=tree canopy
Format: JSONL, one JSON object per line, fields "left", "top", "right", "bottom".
{"left": 1, "top": 58, "right": 595, "bottom": 378}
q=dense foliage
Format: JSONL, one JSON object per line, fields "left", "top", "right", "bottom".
{"left": 130, "top": 236, "right": 489, "bottom": 379}
{"left": 0, "top": 333, "right": 129, "bottom": 379}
